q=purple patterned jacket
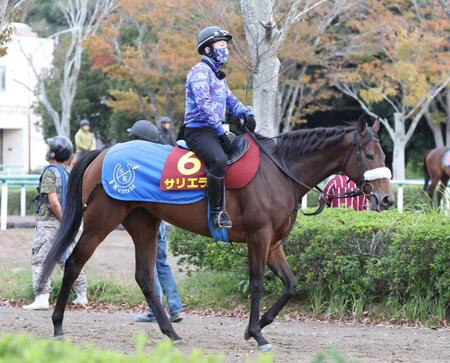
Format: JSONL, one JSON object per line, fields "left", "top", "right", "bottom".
{"left": 184, "top": 56, "right": 252, "bottom": 136}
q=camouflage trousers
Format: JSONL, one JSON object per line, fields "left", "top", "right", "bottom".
{"left": 31, "top": 220, "right": 87, "bottom": 295}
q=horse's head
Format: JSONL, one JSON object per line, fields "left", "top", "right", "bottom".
{"left": 343, "top": 117, "right": 394, "bottom": 211}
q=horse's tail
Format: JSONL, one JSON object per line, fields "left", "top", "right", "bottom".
{"left": 37, "top": 150, "right": 101, "bottom": 293}
{"left": 422, "top": 153, "right": 431, "bottom": 194}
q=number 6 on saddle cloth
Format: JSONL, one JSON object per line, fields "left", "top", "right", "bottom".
{"left": 101, "top": 134, "right": 260, "bottom": 240}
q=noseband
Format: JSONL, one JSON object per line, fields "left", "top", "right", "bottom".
{"left": 341, "top": 129, "right": 392, "bottom": 197}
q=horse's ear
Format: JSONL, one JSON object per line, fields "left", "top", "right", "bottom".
{"left": 357, "top": 115, "right": 367, "bottom": 136}
{"left": 372, "top": 118, "right": 380, "bottom": 133}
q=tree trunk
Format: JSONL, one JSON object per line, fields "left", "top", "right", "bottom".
{"left": 253, "top": 54, "right": 280, "bottom": 136}
{"left": 240, "top": 0, "right": 289, "bottom": 137}
{"left": 393, "top": 112, "right": 406, "bottom": 180}
{"left": 0, "top": 1, "right": 8, "bottom": 24}
{"left": 425, "top": 111, "right": 444, "bottom": 147}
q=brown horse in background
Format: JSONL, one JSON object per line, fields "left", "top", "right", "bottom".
{"left": 423, "top": 147, "right": 450, "bottom": 206}
{"left": 37, "top": 118, "right": 393, "bottom": 352}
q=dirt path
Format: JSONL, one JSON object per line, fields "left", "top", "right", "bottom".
{"left": 1, "top": 228, "right": 449, "bottom": 362}
{"left": 0, "top": 306, "right": 448, "bottom": 363}
{"left": 0, "top": 228, "right": 184, "bottom": 284}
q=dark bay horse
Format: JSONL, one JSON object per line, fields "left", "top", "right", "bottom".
{"left": 423, "top": 147, "right": 450, "bottom": 206}
{"left": 38, "top": 118, "right": 393, "bottom": 351}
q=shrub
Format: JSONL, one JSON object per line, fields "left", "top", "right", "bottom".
{"left": 170, "top": 209, "right": 450, "bottom": 305}
{"left": 6, "top": 188, "right": 36, "bottom": 215}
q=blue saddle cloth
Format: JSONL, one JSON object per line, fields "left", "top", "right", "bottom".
{"left": 102, "top": 140, "right": 205, "bottom": 204}
{"left": 102, "top": 140, "right": 230, "bottom": 242}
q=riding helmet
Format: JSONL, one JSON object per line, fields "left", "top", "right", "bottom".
{"left": 46, "top": 136, "right": 73, "bottom": 162}
{"left": 127, "top": 120, "right": 159, "bottom": 142}
{"left": 197, "top": 26, "right": 232, "bottom": 55}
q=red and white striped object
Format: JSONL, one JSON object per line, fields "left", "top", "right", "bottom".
{"left": 322, "top": 174, "right": 369, "bottom": 211}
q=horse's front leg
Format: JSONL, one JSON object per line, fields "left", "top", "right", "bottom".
{"left": 258, "top": 244, "right": 296, "bottom": 331}
{"left": 244, "top": 238, "right": 272, "bottom": 351}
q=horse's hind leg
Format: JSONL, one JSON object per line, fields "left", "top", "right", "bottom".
{"left": 52, "top": 201, "right": 128, "bottom": 337}
{"left": 122, "top": 208, "right": 181, "bottom": 342}
{"left": 52, "top": 230, "right": 101, "bottom": 336}
{"left": 258, "top": 244, "right": 296, "bottom": 332}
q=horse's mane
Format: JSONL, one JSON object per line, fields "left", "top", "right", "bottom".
{"left": 255, "top": 124, "right": 356, "bottom": 160}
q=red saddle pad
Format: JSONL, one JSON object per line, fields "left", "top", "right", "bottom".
{"left": 160, "top": 134, "right": 260, "bottom": 191}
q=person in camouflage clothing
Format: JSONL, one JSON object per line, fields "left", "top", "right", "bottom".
{"left": 23, "top": 136, "right": 88, "bottom": 310}
{"left": 183, "top": 26, "right": 256, "bottom": 228}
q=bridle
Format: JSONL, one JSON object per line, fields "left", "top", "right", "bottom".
{"left": 341, "top": 129, "right": 375, "bottom": 196}
{"left": 244, "top": 125, "right": 391, "bottom": 216}
{"left": 340, "top": 128, "right": 392, "bottom": 200}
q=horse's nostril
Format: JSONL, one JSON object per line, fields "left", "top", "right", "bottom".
{"left": 382, "top": 196, "right": 393, "bottom": 207}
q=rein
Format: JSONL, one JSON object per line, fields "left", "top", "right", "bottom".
{"left": 243, "top": 127, "right": 323, "bottom": 215}
{"left": 244, "top": 126, "right": 376, "bottom": 216}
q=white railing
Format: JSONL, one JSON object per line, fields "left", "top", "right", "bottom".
{"left": 0, "top": 175, "right": 39, "bottom": 230}
{"left": 0, "top": 176, "right": 449, "bottom": 230}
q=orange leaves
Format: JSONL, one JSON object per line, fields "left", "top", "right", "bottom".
{"left": 337, "top": 1, "right": 450, "bottom": 108}
{"left": 82, "top": 0, "right": 202, "bottom": 118}
{"left": 84, "top": 25, "right": 120, "bottom": 70}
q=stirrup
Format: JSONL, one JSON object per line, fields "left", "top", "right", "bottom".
{"left": 214, "top": 211, "right": 232, "bottom": 229}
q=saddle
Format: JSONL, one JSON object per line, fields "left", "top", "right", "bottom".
{"left": 161, "top": 134, "right": 259, "bottom": 191}
{"left": 176, "top": 134, "right": 250, "bottom": 165}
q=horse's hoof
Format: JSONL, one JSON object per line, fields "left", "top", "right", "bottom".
{"left": 257, "top": 343, "right": 273, "bottom": 352}
{"left": 172, "top": 338, "right": 184, "bottom": 346}
{"left": 244, "top": 326, "right": 251, "bottom": 341}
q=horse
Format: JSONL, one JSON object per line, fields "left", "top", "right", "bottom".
{"left": 423, "top": 147, "right": 450, "bottom": 206}
{"left": 37, "top": 117, "right": 394, "bottom": 352}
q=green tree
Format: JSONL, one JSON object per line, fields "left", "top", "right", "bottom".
{"left": 24, "top": 0, "right": 67, "bottom": 36}
{"left": 36, "top": 53, "right": 113, "bottom": 144}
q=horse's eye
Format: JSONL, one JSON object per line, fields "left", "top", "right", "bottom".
{"left": 366, "top": 154, "right": 374, "bottom": 160}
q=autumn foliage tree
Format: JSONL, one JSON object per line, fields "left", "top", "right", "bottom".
{"left": 84, "top": 0, "right": 199, "bottom": 125}
{"left": 333, "top": 0, "right": 450, "bottom": 179}
{"left": 85, "top": 0, "right": 251, "bottom": 131}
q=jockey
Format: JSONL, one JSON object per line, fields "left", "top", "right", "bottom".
{"left": 184, "top": 26, "right": 256, "bottom": 229}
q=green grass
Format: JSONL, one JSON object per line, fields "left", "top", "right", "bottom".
{"left": 308, "top": 287, "right": 326, "bottom": 317}
{"left": 0, "top": 333, "right": 228, "bottom": 363}
{"left": 0, "top": 333, "right": 356, "bottom": 363}
{"left": 0, "top": 268, "right": 34, "bottom": 301}
{"left": 178, "top": 271, "right": 248, "bottom": 310}
{"left": 0, "top": 268, "right": 143, "bottom": 306}
{"left": 313, "top": 349, "right": 356, "bottom": 363}
{"left": 1, "top": 268, "right": 447, "bottom": 327}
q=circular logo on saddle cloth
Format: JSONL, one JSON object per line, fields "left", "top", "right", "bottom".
{"left": 109, "top": 162, "right": 140, "bottom": 194}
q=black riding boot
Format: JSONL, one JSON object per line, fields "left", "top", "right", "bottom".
{"left": 207, "top": 174, "right": 232, "bottom": 228}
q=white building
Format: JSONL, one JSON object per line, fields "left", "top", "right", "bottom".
{"left": 0, "top": 23, "right": 54, "bottom": 173}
